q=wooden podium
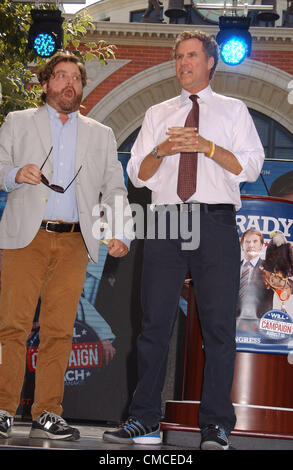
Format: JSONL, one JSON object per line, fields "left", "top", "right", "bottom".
{"left": 161, "top": 196, "right": 293, "bottom": 440}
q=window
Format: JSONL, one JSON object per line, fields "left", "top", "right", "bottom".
{"left": 130, "top": 8, "right": 163, "bottom": 23}
{"left": 250, "top": 109, "right": 293, "bottom": 160}
{"left": 167, "top": 5, "right": 256, "bottom": 26}
{"left": 283, "top": 9, "right": 293, "bottom": 26}
{"left": 118, "top": 129, "right": 140, "bottom": 152}
{"left": 168, "top": 5, "right": 213, "bottom": 25}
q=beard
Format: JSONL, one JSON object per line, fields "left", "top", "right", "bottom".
{"left": 46, "top": 85, "right": 83, "bottom": 114}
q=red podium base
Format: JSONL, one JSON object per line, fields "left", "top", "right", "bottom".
{"left": 162, "top": 319, "right": 293, "bottom": 438}
{"left": 161, "top": 272, "right": 293, "bottom": 439}
{"left": 162, "top": 400, "right": 293, "bottom": 440}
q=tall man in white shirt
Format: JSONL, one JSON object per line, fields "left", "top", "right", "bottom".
{"left": 103, "top": 30, "right": 264, "bottom": 450}
{"left": 0, "top": 52, "right": 132, "bottom": 441}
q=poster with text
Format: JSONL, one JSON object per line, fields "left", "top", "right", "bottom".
{"left": 236, "top": 196, "right": 293, "bottom": 355}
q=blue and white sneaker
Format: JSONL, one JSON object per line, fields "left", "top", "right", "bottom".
{"left": 0, "top": 410, "right": 13, "bottom": 439}
{"left": 103, "top": 417, "right": 162, "bottom": 445}
{"left": 200, "top": 424, "right": 229, "bottom": 450}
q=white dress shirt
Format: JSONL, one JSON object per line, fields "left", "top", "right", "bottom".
{"left": 127, "top": 85, "right": 265, "bottom": 210}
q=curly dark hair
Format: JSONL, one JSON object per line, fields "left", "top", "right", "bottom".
{"left": 173, "top": 30, "right": 219, "bottom": 80}
{"left": 38, "top": 51, "right": 87, "bottom": 103}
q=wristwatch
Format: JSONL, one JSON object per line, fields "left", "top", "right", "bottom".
{"left": 152, "top": 146, "right": 161, "bottom": 159}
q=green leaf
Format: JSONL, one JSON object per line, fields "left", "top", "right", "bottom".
{"left": 84, "top": 52, "right": 97, "bottom": 62}
{"left": 72, "top": 39, "right": 80, "bottom": 48}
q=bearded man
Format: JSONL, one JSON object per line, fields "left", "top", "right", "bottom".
{"left": 0, "top": 51, "right": 132, "bottom": 440}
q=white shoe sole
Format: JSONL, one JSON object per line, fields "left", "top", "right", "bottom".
{"left": 201, "top": 440, "right": 229, "bottom": 450}
{"left": 132, "top": 434, "right": 162, "bottom": 445}
{"left": 103, "top": 433, "right": 162, "bottom": 445}
{"left": 29, "top": 428, "right": 79, "bottom": 440}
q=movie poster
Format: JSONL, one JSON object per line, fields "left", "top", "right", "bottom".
{"left": 236, "top": 197, "right": 293, "bottom": 355}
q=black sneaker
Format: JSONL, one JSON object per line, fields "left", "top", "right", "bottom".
{"left": 103, "top": 417, "right": 161, "bottom": 445}
{"left": 0, "top": 410, "right": 13, "bottom": 439}
{"left": 29, "top": 411, "right": 80, "bottom": 441}
{"left": 200, "top": 424, "right": 229, "bottom": 450}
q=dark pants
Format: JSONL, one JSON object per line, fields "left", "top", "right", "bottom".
{"left": 129, "top": 204, "right": 240, "bottom": 435}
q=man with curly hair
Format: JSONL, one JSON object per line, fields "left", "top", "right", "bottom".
{"left": 0, "top": 51, "right": 132, "bottom": 440}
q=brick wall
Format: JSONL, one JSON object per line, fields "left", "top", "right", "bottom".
{"left": 251, "top": 50, "right": 293, "bottom": 75}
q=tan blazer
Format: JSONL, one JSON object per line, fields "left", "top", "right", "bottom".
{"left": 0, "top": 106, "right": 132, "bottom": 262}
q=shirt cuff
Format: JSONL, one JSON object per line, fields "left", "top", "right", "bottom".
{"left": 4, "top": 167, "right": 23, "bottom": 192}
{"left": 127, "top": 156, "right": 160, "bottom": 191}
{"left": 115, "top": 235, "right": 132, "bottom": 250}
{"left": 233, "top": 150, "right": 264, "bottom": 184}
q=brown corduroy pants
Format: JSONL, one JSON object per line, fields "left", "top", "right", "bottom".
{"left": 0, "top": 229, "right": 89, "bottom": 420}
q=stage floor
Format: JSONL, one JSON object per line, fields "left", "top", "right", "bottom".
{"left": 0, "top": 419, "right": 197, "bottom": 451}
{"left": 0, "top": 418, "right": 292, "bottom": 456}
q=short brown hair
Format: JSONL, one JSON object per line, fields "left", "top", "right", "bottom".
{"left": 241, "top": 229, "right": 264, "bottom": 246}
{"left": 38, "top": 51, "right": 87, "bottom": 102}
{"left": 174, "top": 30, "right": 219, "bottom": 80}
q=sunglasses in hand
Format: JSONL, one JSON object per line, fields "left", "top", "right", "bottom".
{"left": 40, "top": 147, "right": 82, "bottom": 193}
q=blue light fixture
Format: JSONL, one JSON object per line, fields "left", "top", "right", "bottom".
{"left": 28, "top": 9, "right": 64, "bottom": 58}
{"left": 216, "top": 16, "right": 252, "bottom": 66}
{"left": 220, "top": 37, "right": 248, "bottom": 65}
{"left": 33, "top": 32, "right": 56, "bottom": 58}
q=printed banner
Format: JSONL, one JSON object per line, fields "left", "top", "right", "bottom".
{"left": 240, "top": 159, "right": 293, "bottom": 197}
{"left": 236, "top": 196, "right": 293, "bottom": 355}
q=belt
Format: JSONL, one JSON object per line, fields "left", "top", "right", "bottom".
{"left": 40, "top": 221, "right": 81, "bottom": 233}
{"left": 175, "top": 203, "right": 235, "bottom": 212}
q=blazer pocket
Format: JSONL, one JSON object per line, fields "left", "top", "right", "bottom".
{"left": 1, "top": 199, "right": 23, "bottom": 237}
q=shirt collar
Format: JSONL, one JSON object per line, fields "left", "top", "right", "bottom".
{"left": 180, "top": 84, "right": 213, "bottom": 106}
{"left": 243, "top": 257, "right": 260, "bottom": 268}
{"left": 46, "top": 103, "right": 78, "bottom": 122}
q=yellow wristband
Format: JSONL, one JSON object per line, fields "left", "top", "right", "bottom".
{"left": 205, "top": 141, "right": 215, "bottom": 158}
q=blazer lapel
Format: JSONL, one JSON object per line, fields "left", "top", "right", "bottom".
{"left": 75, "top": 113, "right": 91, "bottom": 171}
{"left": 33, "top": 106, "right": 52, "bottom": 159}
